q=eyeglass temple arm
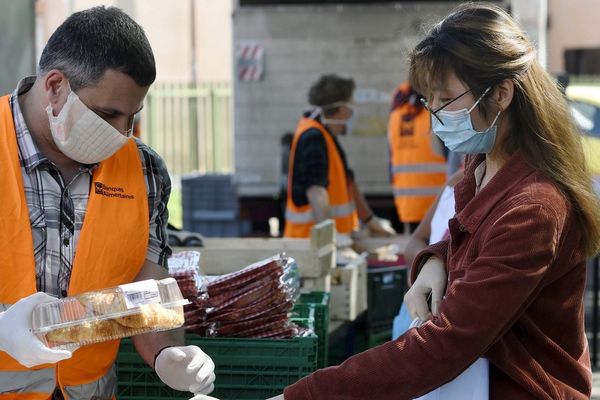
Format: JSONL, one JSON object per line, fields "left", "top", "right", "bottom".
{"left": 432, "top": 88, "right": 472, "bottom": 113}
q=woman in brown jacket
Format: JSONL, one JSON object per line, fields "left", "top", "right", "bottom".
{"left": 194, "top": 3, "right": 600, "bottom": 400}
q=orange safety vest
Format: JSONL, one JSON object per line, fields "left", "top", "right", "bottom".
{"left": 0, "top": 95, "right": 149, "bottom": 399}
{"left": 388, "top": 83, "right": 447, "bottom": 223}
{"left": 284, "top": 118, "right": 357, "bottom": 238}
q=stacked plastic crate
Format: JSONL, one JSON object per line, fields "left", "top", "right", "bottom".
{"left": 292, "top": 291, "right": 330, "bottom": 369}
{"left": 365, "top": 260, "right": 409, "bottom": 348}
{"left": 182, "top": 174, "right": 251, "bottom": 237}
{"left": 117, "top": 334, "right": 317, "bottom": 400}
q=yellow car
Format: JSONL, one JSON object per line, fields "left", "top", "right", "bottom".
{"left": 566, "top": 85, "right": 600, "bottom": 177}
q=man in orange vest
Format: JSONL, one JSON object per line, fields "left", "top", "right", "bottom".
{"left": 0, "top": 7, "right": 214, "bottom": 399}
{"left": 284, "top": 74, "right": 395, "bottom": 241}
{"left": 387, "top": 82, "right": 447, "bottom": 233}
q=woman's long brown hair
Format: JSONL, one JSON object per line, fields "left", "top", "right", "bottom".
{"left": 409, "top": 2, "right": 600, "bottom": 256}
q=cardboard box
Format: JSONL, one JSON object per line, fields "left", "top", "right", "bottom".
{"left": 329, "top": 255, "right": 368, "bottom": 321}
{"left": 177, "top": 220, "right": 336, "bottom": 278}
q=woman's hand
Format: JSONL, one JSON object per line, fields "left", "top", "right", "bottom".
{"left": 403, "top": 257, "right": 447, "bottom": 321}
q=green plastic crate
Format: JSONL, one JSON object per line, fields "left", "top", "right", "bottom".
{"left": 296, "top": 291, "right": 330, "bottom": 368}
{"left": 367, "top": 323, "right": 393, "bottom": 348}
{"left": 367, "top": 266, "right": 408, "bottom": 325}
{"left": 298, "top": 291, "right": 330, "bottom": 307}
{"left": 290, "top": 305, "right": 316, "bottom": 330}
{"left": 291, "top": 304, "right": 318, "bottom": 365}
{"left": 117, "top": 333, "right": 317, "bottom": 400}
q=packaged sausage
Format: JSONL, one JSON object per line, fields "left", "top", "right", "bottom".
{"left": 184, "top": 254, "right": 302, "bottom": 338}
{"left": 168, "top": 251, "right": 201, "bottom": 300}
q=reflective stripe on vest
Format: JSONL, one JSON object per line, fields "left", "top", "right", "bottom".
{"left": 0, "top": 368, "right": 55, "bottom": 395}
{"left": 0, "top": 362, "right": 116, "bottom": 399}
{"left": 393, "top": 187, "right": 443, "bottom": 197}
{"left": 0, "top": 302, "right": 56, "bottom": 396}
{"left": 285, "top": 202, "right": 355, "bottom": 224}
{"left": 387, "top": 82, "right": 447, "bottom": 222}
{"left": 63, "top": 365, "right": 117, "bottom": 399}
{"left": 392, "top": 163, "right": 447, "bottom": 174}
{"left": 284, "top": 117, "right": 357, "bottom": 237}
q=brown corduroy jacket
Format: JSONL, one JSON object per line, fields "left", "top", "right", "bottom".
{"left": 284, "top": 152, "right": 591, "bottom": 400}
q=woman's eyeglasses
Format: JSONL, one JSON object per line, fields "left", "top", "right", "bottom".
{"left": 419, "top": 88, "right": 472, "bottom": 126}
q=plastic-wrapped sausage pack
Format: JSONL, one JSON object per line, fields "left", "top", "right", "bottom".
{"left": 168, "top": 251, "right": 201, "bottom": 301}
{"left": 179, "top": 254, "right": 309, "bottom": 338}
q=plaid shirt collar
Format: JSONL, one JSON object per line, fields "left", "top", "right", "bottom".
{"left": 10, "top": 76, "right": 96, "bottom": 175}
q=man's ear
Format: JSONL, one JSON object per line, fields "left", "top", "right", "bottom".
{"left": 494, "top": 78, "right": 514, "bottom": 112}
{"left": 43, "top": 70, "right": 69, "bottom": 115}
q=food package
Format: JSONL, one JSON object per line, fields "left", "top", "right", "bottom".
{"left": 31, "top": 278, "right": 190, "bottom": 351}
{"left": 168, "top": 251, "right": 201, "bottom": 300}
{"left": 184, "top": 254, "right": 303, "bottom": 338}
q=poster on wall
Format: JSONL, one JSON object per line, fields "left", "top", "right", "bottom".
{"left": 237, "top": 41, "right": 265, "bottom": 82}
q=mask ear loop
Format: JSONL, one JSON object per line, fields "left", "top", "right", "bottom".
{"left": 474, "top": 108, "right": 502, "bottom": 134}
{"left": 467, "top": 86, "right": 502, "bottom": 132}
{"left": 316, "top": 102, "right": 354, "bottom": 127}
{"left": 490, "top": 109, "right": 501, "bottom": 125}
{"left": 124, "top": 118, "right": 135, "bottom": 138}
{"left": 42, "top": 78, "right": 74, "bottom": 117}
{"left": 308, "top": 106, "right": 323, "bottom": 120}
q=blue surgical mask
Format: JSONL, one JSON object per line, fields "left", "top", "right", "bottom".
{"left": 431, "top": 87, "right": 501, "bottom": 154}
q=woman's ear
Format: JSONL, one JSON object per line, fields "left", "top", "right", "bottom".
{"left": 494, "top": 79, "right": 514, "bottom": 112}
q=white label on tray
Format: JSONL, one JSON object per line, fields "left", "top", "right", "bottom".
{"left": 119, "top": 280, "right": 161, "bottom": 309}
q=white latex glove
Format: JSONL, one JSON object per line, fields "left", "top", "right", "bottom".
{"left": 367, "top": 216, "right": 396, "bottom": 237}
{"left": 188, "top": 395, "right": 220, "bottom": 400}
{"left": 0, "top": 292, "right": 73, "bottom": 367}
{"left": 155, "top": 345, "right": 216, "bottom": 394}
{"left": 335, "top": 232, "right": 354, "bottom": 248}
{"left": 403, "top": 256, "right": 447, "bottom": 321}
{"left": 189, "top": 395, "right": 282, "bottom": 400}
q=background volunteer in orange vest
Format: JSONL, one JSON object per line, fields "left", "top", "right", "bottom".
{"left": 0, "top": 7, "right": 215, "bottom": 399}
{"left": 284, "top": 74, "right": 396, "bottom": 242}
{"left": 387, "top": 82, "right": 447, "bottom": 233}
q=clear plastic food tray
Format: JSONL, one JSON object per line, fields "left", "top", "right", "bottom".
{"left": 31, "top": 278, "right": 190, "bottom": 351}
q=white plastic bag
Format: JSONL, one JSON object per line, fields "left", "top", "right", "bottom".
{"left": 414, "top": 357, "right": 489, "bottom": 400}
{"left": 429, "top": 185, "right": 455, "bottom": 244}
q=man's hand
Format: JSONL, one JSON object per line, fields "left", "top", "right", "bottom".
{"left": 336, "top": 232, "right": 354, "bottom": 248}
{"left": 403, "top": 257, "right": 447, "bottom": 321}
{"left": 0, "top": 292, "right": 73, "bottom": 367}
{"left": 367, "top": 216, "right": 396, "bottom": 237}
{"left": 189, "top": 391, "right": 284, "bottom": 399}
{"left": 155, "top": 345, "right": 216, "bottom": 394}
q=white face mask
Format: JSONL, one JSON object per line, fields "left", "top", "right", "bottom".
{"left": 309, "top": 102, "right": 356, "bottom": 135}
{"left": 46, "top": 89, "right": 132, "bottom": 164}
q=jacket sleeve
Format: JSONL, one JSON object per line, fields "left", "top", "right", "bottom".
{"left": 284, "top": 201, "right": 564, "bottom": 400}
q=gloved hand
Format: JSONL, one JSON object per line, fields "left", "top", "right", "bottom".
{"left": 367, "top": 216, "right": 396, "bottom": 237}
{"left": 189, "top": 394, "right": 283, "bottom": 400}
{"left": 155, "top": 345, "right": 216, "bottom": 394}
{"left": 0, "top": 292, "right": 73, "bottom": 367}
{"left": 403, "top": 256, "right": 447, "bottom": 321}
{"left": 188, "top": 395, "right": 220, "bottom": 400}
{"left": 335, "top": 232, "right": 354, "bottom": 248}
